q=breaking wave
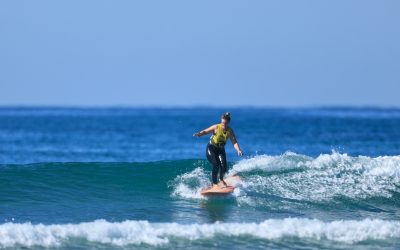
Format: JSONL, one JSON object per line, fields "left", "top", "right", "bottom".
{"left": 1, "top": 218, "right": 399, "bottom": 248}
{"left": 171, "top": 152, "right": 400, "bottom": 202}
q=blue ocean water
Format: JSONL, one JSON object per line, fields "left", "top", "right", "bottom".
{"left": 1, "top": 107, "right": 400, "bottom": 249}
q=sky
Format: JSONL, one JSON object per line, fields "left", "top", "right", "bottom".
{"left": 0, "top": 1, "right": 399, "bottom": 107}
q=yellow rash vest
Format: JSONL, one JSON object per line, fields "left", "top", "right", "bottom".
{"left": 210, "top": 124, "right": 232, "bottom": 148}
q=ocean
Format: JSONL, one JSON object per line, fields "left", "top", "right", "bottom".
{"left": 0, "top": 107, "right": 399, "bottom": 249}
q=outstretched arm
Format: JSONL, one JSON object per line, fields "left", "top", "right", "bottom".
{"left": 230, "top": 130, "right": 243, "bottom": 156}
{"left": 193, "top": 124, "right": 217, "bottom": 137}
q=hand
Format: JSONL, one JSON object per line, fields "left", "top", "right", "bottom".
{"left": 193, "top": 132, "right": 200, "bottom": 137}
{"left": 237, "top": 150, "right": 243, "bottom": 156}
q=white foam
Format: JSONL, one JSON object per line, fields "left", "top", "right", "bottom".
{"left": 170, "top": 167, "right": 209, "bottom": 199}
{"left": 230, "top": 152, "right": 400, "bottom": 201}
{"left": 171, "top": 153, "right": 400, "bottom": 202}
{"left": 0, "top": 218, "right": 399, "bottom": 247}
{"left": 230, "top": 151, "right": 309, "bottom": 173}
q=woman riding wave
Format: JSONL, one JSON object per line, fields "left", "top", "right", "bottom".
{"left": 193, "top": 112, "right": 243, "bottom": 191}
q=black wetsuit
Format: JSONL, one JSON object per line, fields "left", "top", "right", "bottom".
{"left": 206, "top": 142, "right": 227, "bottom": 184}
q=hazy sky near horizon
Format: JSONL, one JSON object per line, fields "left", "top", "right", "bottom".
{"left": 1, "top": 1, "right": 399, "bottom": 107}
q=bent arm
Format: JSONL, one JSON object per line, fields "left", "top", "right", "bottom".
{"left": 193, "top": 124, "right": 217, "bottom": 137}
{"left": 230, "top": 130, "right": 243, "bottom": 156}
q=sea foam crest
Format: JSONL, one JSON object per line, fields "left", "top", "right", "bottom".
{"left": 230, "top": 151, "right": 310, "bottom": 173}
{"left": 0, "top": 218, "right": 399, "bottom": 247}
{"left": 230, "top": 152, "right": 400, "bottom": 201}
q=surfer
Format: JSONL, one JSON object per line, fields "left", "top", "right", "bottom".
{"left": 193, "top": 112, "right": 243, "bottom": 191}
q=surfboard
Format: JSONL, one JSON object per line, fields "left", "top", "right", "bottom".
{"left": 200, "top": 175, "right": 241, "bottom": 196}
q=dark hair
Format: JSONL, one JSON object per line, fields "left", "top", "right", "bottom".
{"left": 222, "top": 112, "right": 231, "bottom": 121}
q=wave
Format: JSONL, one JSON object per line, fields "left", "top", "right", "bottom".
{"left": 2, "top": 153, "right": 400, "bottom": 206}
{"left": 171, "top": 152, "right": 400, "bottom": 202}
{"left": 0, "top": 218, "right": 399, "bottom": 248}
{"left": 233, "top": 152, "right": 400, "bottom": 201}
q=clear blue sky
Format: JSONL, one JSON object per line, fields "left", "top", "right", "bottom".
{"left": 1, "top": 1, "right": 399, "bottom": 107}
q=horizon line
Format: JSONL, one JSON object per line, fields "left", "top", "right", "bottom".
{"left": 1, "top": 104, "right": 400, "bottom": 110}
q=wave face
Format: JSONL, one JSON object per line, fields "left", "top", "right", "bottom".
{"left": 1, "top": 218, "right": 399, "bottom": 249}
{"left": 2, "top": 153, "right": 400, "bottom": 223}
{"left": 171, "top": 152, "right": 400, "bottom": 205}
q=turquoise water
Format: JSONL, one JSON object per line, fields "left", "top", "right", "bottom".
{"left": 1, "top": 107, "right": 400, "bottom": 249}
